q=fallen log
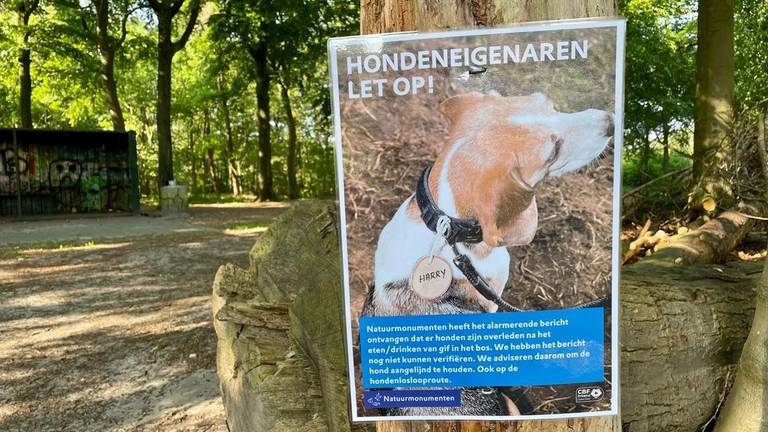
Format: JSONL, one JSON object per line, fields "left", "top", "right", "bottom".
{"left": 620, "top": 260, "right": 761, "bottom": 432}
{"left": 212, "top": 201, "right": 373, "bottom": 432}
{"left": 651, "top": 210, "right": 754, "bottom": 265}
{"left": 211, "top": 201, "right": 761, "bottom": 432}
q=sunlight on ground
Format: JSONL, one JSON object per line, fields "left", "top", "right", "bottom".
{"left": 191, "top": 202, "right": 290, "bottom": 209}
{"left": 0, "top": 206, "right": 284, "bottom": 431}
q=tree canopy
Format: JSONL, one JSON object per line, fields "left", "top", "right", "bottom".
{"left": 0, "top": 0, "right": 356, "bottom": 200}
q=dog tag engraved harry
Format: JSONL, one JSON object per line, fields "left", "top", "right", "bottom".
{"left": 410, "top": 256, "right": 453, "bottom": 299}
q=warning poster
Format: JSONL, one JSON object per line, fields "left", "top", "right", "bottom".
{"left": 328, "top": 18, "right": 625, "bottom": 421}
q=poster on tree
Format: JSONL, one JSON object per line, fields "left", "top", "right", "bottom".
{"left": 328, "top": 18, "right": 626, "bottom": 421}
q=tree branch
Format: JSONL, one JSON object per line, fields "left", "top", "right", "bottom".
{"left": 169, "top": 0, "right": 185, "bottom": 16}
{"left": 95, "top": 0, "right": 111, "bottom": 52}
{"left": 116, "top": 5, "right": 140, "bottom": 49}
{"left": 147, "top": 0, "right": 162, "bottom": 12}
{"left": 21, "top": 0, "right": 40, "bottom": 24}
{"left": 171, "top": 0, "right": 201, "bottom": 54}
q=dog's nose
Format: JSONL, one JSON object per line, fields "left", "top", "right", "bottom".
{"left": 605, "top": 113, "right": 615, "bottom": 137}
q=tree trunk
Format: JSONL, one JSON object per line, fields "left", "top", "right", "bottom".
{"left": 156, "top": 12, "right": 174, "bottom": 191}
{"left": 201, "top": 107, "right": 211, "bottom": 193}
{"left": 150, "top": 0, "right": 201, "bottom": 192}
{"left": 713, "top": 115, "right": 768, "bottom": 431}
{"left": 359, "top": 0, "right": 617, "bottom": 429}
{"left": 690, "top": 0, "right": 735, "bottom": 211}
{"left": 212, "top": 202, "right": 762, "bottom": 432}
{"left": 213, "top": 201, "right": 364, "bottom": 432}
{"left": 95, "top": 0, "right": 126, "bottom": 132}
{"left": 662, "top": 120, "right": 670, "bottom": 174}
{"left": 99, "top": 51, "right": 126, "bottom": 131}
{"left": 361, "top": 0, "right": 614, "bottom": 32}
{"left": 219, "top": 81, "right": 242, "bottom": 195}
{"left": 188, "top": 120, "right": 197, "bottom": 192}
{"left": 281, "top": 83, "right": 299, "bottom": 200}
{"left": 17, "top": 8, "right": 33, "bottom": 129}
{"left": 639, "top": 132, "right": 651, "bottom": 180}
{"left": 18, "top": 46, "right": 32, "bottom": 129}
{"left": 207, "top": 147, "right": 220, "bottom": 195}
{"left": 758, "top": 114, "right": 768, "bottom": 202}
{"left": 251, "top": 36, "right": 274, "bottom": 201}
{"left": 202, "top": 153, "right": 209, "bottom": 194}
{"left": 713, "top": 258, "right": 768, "bottom": 432}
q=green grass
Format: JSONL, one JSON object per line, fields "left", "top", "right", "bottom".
{"left": 0, "top": 248, "right": 27, "bottom": 260}
{"left": 622, "top": 151, "right": 691, "bottom": 191}
{"left": 141, "top": 193, "right": 259, "bottom": 207}
{"left": 188, "top": 193, "right": 256, "bottom": 204}
{"left": 0, "top": 240, "right": 100, "bottom": 260}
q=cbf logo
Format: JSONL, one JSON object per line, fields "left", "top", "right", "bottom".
{"left": 576, "top": 386, "right": 604, "bottom": 403}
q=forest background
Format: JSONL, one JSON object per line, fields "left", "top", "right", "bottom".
{"left": 0, "top": 0, "right": 766, "bottom": 221}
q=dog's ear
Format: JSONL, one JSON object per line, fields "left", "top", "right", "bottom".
{"left": 500, "top": 196, "right": 538, "bottom": 246}
{"left": 474, "top": 180, "right": 538, "bottom": 248}
{"left": 439, "top": 92, "right": 485, "bottom": 124}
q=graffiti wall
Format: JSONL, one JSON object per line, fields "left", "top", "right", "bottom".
{"left": 0, "top": 134, "right": 134, "bottom": 216}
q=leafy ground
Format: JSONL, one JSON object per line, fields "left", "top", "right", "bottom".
{"left": 0, "top": 203, "right": 287, "bottom": 432}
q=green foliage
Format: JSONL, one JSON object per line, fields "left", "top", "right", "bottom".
{"left": 619, "top": 0, "right": 696, "bottom": 158}
{"left": 0, "top": 0, "right": 355, "bottom": 202}
{"left": 623, "top": 149, "right": 690, "bottom": 188}
{"left": 618, "top": 0, "right": 697, "bottom": 221}
{"left": 0, "top": 0, "right": 765, "bottom": 210}
{"left": 735, "top": 0, "right": 768, "bottom": 109}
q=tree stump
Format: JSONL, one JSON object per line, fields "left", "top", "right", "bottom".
{"left": 160, "top": 184, "right": 189, "bottom": 216}
{"left": 211, "top": 201, "right": 761, "bottom": 431}
{"left": 212, "top": 201, "right": 373, "bottom": 432}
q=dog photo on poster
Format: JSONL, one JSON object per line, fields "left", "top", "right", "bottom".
{"left": 329, "top": 18, "right": 625, "bottom": 422}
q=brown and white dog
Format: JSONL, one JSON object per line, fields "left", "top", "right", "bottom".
{"left": 361, "top": 91, "right": 614, "bottom": 416}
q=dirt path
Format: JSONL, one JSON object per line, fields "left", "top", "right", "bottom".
{"left": 0, "top": 204, "right": 286, "bottom": 431}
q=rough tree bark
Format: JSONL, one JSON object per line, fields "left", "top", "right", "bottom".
{"left": 148, "top": 0, "right": 201, "bottom": 191}
{"left": 690, "top": 0, "right": 735, "bottom": 210}
{"left": 249, "top": 32, "right": 274, "bottom": 201}
{"left": 621, "top": 259, "right": 760, "bottom": 432}
{"left": 15, "top": 0, "right": 39, "bottom": 129}
{"left": 218, "top": 78, "right": 242, "bottom": 195}
{"left": 714, "top": 256, "right": 768, "bottom": 431}
{"left": 188, "top": 118, "right": 197, "bottom": 192}
{"left": 759, "top": 114, "right": 768, "bottom": 202}
{"left": 95, "top": 0, "right": 130, "bottom": 131}
{"left": 280, "top": 82, "right": 299, "bottom": 200}
{"left": 207, "top": 147, "right": 220, "bottom": 195}
{"left": 212, "top": 201, "right": 761, "bottom": 432}
{"left": 662, "top": 120, "right": 670, "bottom": 174}
{"left": 213, "top": 201, "right": 372, "bottom": 432}
{"left": 359, "top": 0, "right": 616, "bottom": 430}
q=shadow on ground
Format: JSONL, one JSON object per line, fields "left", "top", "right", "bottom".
{"left": 0, "top": 204, "right": 286, "bottom": 431}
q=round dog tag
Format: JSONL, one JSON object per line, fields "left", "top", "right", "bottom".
{"left": 409, "top": 256, "right": 453, "bottom": 299}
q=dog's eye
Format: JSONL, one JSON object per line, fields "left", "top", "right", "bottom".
{"left": 545, "top": 135, "right": 563, "bottom": 165}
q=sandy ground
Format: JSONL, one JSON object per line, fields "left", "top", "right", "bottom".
{"left": 0, "top": 203, "right": 287, "bottom": 431}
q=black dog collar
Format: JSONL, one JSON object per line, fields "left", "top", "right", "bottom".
{"left": 413, "top": 163, "right": 609, "bottom": 314}
{"left": 415, "top": 164, "right": 483, "bottom": 245}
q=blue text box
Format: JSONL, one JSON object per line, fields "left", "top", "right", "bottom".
{"left": 359, "top": 308, "right": 604, "bottom": 388}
